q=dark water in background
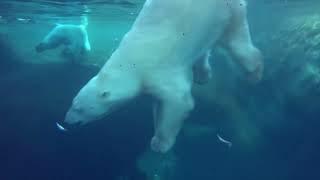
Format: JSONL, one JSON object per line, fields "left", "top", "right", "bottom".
{"left": 1, "top": 0, "right": 320, "bottom": 180}
{"left": 0, "top": 61, "right": 153, "bottom": 179}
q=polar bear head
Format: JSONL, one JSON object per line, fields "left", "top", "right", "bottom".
{"left": 59, "top": 72, "right": 140, "bottom": 130}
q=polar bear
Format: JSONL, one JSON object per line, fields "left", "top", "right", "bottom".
{"left": 58, "top": 0, "right": 263, "bottom": 153}
{"left": 35, "top": 17, "right": 91, "bottom": 63}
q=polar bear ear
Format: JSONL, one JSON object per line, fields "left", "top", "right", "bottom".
{"left": 100, "top": 91, "right": 110, "bottom": 98}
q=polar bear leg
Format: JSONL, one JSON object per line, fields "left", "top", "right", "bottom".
{"left": 150, "top": 74, "right": 194, "bottom": 153}
{"left": 221, "top": 5, "right": 263, "bottom": 83}
{"left": 83, "top": 31, "right": 91, "bottom": 52}
{"left": 193, "top": 50, "right": 213, "bottom": 85}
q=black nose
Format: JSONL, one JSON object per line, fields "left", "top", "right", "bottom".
{"left": 56, "top": 121, "right": 81, "bottom": 132}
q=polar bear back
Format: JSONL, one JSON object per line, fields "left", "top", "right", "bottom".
{"left": 107, "top": 0, "right": 243, "bottom": 71}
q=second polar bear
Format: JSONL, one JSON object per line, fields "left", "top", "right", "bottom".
{"left": 59, "top": 0, "right": 263, "bottom": 153}
{"left": 35, "top": 18, "right": 91, "bottom": 63}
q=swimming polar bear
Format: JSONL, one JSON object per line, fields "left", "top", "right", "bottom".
{"left": 35, "top": 18, "right": 91, "bottom": 63}
{"left": 59, "top": 0, "right": 263, "bottom": 153}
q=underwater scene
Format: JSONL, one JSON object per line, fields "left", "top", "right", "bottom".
{"left": 1, "top": 0, "right": 320, "bottom": 179}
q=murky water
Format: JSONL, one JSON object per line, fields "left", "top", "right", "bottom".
{"left": 1, "top": 0, "right": 320, "bottom": 180}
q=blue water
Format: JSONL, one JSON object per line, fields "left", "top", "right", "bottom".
{"left": 1, "top": 0, "right": 320, "bottom": 180}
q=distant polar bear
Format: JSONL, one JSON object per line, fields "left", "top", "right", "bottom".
{"left": 35, "top": 18, "right": 91, "bottom": 63}
{"left": 59, "top": 0, "right": 263, "bottom": 153}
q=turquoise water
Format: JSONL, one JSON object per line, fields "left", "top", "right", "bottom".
{"left": 1, "top": 0, "right": 320, "bottom": 180}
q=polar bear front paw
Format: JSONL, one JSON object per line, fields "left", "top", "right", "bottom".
{"left": 150, "top": 136, "right": 175, "bottom": 153}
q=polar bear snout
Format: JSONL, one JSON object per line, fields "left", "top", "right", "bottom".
{"left": 57, "top": 108, "right": 85, "bottom": 132}
{"left": 63, "top": 107, "right": 87, "bottom": 126}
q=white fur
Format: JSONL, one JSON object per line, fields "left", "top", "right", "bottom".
{"left": 63, "top": 0, "right": 263, "bottom": 153}
{"left": 36, "top": 23, "right": 91, "bottom": 63}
